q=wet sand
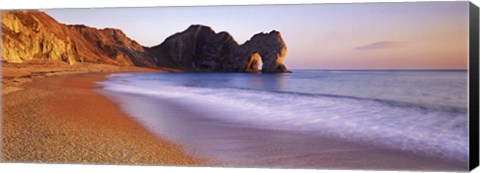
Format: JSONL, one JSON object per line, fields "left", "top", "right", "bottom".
{"left": 100, "top": 83, "right": 468, "bottom": 171}
{"left": 1, "top": 63, "right": 200, "bottom": 165}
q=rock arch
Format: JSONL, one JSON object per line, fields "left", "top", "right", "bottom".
{"left": 241, "top": 30, "right": 289, "bottom": 73}
{"left": 151, "top": 25, "right": 290, "bottom": 73}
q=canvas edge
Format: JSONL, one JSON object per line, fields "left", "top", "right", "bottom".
{"left": 469, "top": 1, "right": 480, "bottom": 171}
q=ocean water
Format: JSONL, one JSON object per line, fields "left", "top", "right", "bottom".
{"left": 98, "top": 70, "right": 468, "bottom": 167}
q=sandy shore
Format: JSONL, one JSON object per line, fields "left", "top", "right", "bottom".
{"left": 1, "top": 63, "right": 467, "bottom": 171}
{"left": 1, "top": 63, "right": 200, "bottom": 165}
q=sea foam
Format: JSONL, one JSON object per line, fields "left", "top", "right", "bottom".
{"left": 99, "top": 72, "right": 468, "bottom": 164}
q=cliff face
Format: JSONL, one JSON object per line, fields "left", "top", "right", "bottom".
{"left": 2, "top": 11, "right": 289, "bottom": 73}
{"left": 150, "top": 25, "right": 290, "bottom": 73}
{"left": 1, "top": 11, "right": 157, "bottom": 67}
{"left": 149, "top": 25, "right": 240, "bottom": 71}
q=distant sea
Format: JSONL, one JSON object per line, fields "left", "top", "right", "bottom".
{"left": 98, "top": 70, "right": 468, "bottom": 168}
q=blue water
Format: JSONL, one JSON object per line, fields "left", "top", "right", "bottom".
{"left": 98, "top": 70, "right": 468, "bottom": 166}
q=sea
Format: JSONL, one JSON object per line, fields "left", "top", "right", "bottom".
{"left": 97, "top": 70, "right": 468, "bottom": 169}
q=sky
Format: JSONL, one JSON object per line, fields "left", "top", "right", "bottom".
{"left": 43, "top": 2, "right": 469, "bottom": 69}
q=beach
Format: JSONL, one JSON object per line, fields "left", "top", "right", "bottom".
{"left": 1, "top": 63, "right": 200, "bottom": 165}
{"left": 1, "top": 64, "right": 468, "bottom": 171}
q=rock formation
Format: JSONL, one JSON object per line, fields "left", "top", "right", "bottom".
{"left": 149, "top": 25, "right": 240, "bottom": 71}
{"left": 149, "top": 25, "right": 290, "bottom": 73}
{"left": 2, "top": 11, "right": 290, "bottom": 73}
{"left": 1, "top": 11, "right": 157, "bottom": 67}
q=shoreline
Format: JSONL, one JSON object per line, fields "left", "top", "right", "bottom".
{"left": 99, "top": 73, "right": 467, "bottom": 171}
{"left": 1, "top": 64, "right": 468, "bottom": 171}
{"left": 2, "top": 64, "right": 202, "bottom": 165}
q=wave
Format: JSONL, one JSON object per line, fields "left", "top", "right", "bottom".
{"left": 99, "top": 73, "right": 469, "bottom": 164}
{"left": 107, "top": 73, "right": 467, "bottom": 114}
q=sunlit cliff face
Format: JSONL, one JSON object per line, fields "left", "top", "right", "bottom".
{"left": 276, "top": 45, "right": 287, "bottom": 67}
{"left": 2, "top": 11, "right": 76, "bottom": 64}
{"left": 1, "top": 11, "right": 157, "bottom": 67}
{"left": 246, "top": 52, "right": 261, "bottom": 73}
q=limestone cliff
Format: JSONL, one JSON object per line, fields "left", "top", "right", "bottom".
{"left": 1, "top": 11, "right": 157, "bottom": 67}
